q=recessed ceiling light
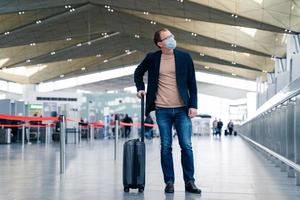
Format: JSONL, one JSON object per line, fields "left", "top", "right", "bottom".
{"left": 150, "top": 21, "right": 156, "bottom": 25}
{"left": 26, "top": 59, "right": 31, "bottom": 63}
{"left": 81, "top": 67, "right": 86, "bottom": 71}
{"left": 30, "top": 43, "right": 36, "bottom": 46}
{"left": 199, "top": 53, "right": 205, "bottom": 56}
{"left": 232, "top": 73, "right": 236, "bottom": 76}
{"left": 18, "top": 11, "right": 25, "bottom": 15}
{"left": 134, "top": 34, "right": 140, "bottom": 38}
{"left": 103, "top": 59, "right": 108, "bottom": 63}
{"left": 69, "top": 8, "right": 75, "bottom": 12}
{"left": 105, "top": 5, "right": 114, "bottom": 12}
{"left": 60, "top": 74, "right": 64, "bottom": 78}
{"left": 291, "top": 5, "right": 295, "bottom": 10}
{"left": 87, "top": 41, "right": 91, "bottom": 45}
{"left": 143, "top": 12, "right": 149, "bottom": 15}
{"left": 36, "top": 20, "right": 42, "bottom": 24}
{"left": 204, "top": 66, "right": 210, "bottom": 69}
{"left": 262, "top": 70, "right": 268, "bottom": 73}
{"left": 96, "top": 54, "right": 101, "bottom": 57}
{"left": 66, "top": 37, "right": 72, "bottom": 41}
{"left": 76, "top": 43, "right": 82, "bottom": 47}
{"left": 231, "top": 14, "right": 238, "bottom": 18}
{"left": 270, "top": 55, "right": 277, "bottom": 60}
{"left": 185, "top": 18, "right": 191, "bottom": 22}
{"left": 67, "top": 59, "right": 72, "bottom": 62}
{"left": 65, "top": 5, "right": 71, "bottom": 9}
{"left": 50, "top": 51, "right": 56, "bottom": 55}
{"left": 4, "top": 32, "right": 10, "bottom": 35}
{"left": 232, "top": 61, "right": 236, "bottom": 65}
{"left": 191, "top": 33, "right": 197, "bottom": 36}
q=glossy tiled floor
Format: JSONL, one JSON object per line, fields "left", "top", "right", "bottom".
{"left": 0, "top": 135, "right": 299, "bottom": 200}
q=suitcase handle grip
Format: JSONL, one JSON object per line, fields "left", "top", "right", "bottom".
{"left": 141, "top": 94, "right": 145, "bottom": 143}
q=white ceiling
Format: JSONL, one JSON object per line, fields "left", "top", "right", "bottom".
{"left": 0, "top": 0, "right": 297, "bottom": 99}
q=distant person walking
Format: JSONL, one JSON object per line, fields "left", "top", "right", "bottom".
{"left": 122, "top": 114, "right": 133, "bottom": 138}
{"left": 216, "top": 119, "right": 223, "bottom": 136}
{"left": 227, "top": 120, "right": 234, "bottom": 135}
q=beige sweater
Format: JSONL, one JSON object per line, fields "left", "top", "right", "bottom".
{"left": 155, "top": 53, "right": 184, "bottom": 108}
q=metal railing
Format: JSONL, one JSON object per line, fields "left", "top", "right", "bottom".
{"left": 238, "top": 78, "right": 300, "bottom": 186}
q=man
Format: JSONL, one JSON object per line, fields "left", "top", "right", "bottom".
{"left": 144, "top": 115, "right": 154, "bottom": 139}
{"left": 217, "top": 119, "right": 223, "bottom": 136}
{"left": 134, "top": 28, "right": 201, "bottom": 194}
{"left": 122, "top": 114, "right": 133, "bottom": 138}
{"left": 212, "top": 118, "right": 218, "bottom": 135}
{"left": 227, "top": 120, "right": 234, "bottom": 135}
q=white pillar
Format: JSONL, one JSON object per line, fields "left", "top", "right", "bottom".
{"left": 22, "top": 84, "right": 37, "bottom": 103}
{"left": 247, "top": 92, "right": 257, "bottom": 119}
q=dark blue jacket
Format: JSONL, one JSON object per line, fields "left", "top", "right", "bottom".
{"left": 134, "top": 49, "right": 198, "bottom": 116}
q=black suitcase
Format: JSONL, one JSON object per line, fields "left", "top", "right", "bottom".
{"left": 0, "top": 129, "right": 11, "bottom": 144}
{"left": 224, "top": 129, "right": 228, "bottom": 136}
{"left": 123, "top": 95, "right": 146, "bottom": 193}
{"left": 52, "top": 132, "right": 60, "bottom": 141}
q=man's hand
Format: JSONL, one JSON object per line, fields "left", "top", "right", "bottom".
{"left": 188, "top": 108, "right": 197, "bottom": 118}
{"left": 136, "top": 90, "right": 146, "bottom": 98}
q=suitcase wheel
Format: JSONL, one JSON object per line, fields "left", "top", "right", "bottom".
{"left": 124, "top": 187, "right": 129, "bottom": 193}
{"left": 138, "top": 187, "right": 144, "bottom": 193}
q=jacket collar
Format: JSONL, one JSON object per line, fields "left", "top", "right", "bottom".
{"left": 155, "top": 48, "right": 177, "bottom": 56}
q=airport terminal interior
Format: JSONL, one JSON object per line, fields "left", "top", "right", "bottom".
{"left": 0, "top": 0, "right": 300, "bottom": 199}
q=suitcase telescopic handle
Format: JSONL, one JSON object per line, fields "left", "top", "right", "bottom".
{"left": 141, "top": 94, "right": 145, "bottom": 143}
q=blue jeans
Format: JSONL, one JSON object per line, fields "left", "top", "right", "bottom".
{"left": 155, "top": 107, "right": 195, "bottom": 184}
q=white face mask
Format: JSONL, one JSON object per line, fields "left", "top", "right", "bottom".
{"left": 165, "top": 37, "right": 177, "bottom": 49}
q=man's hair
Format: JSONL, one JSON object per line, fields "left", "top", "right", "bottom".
{"left": 153, "top": 28, "right": 169, "bottom": 48}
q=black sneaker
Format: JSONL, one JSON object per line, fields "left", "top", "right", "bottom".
{"left": 185, "top": 181, "right": 201, "bottom": 194}
{"left": 164, "top": 182, "right": 174, "bottom": 193}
